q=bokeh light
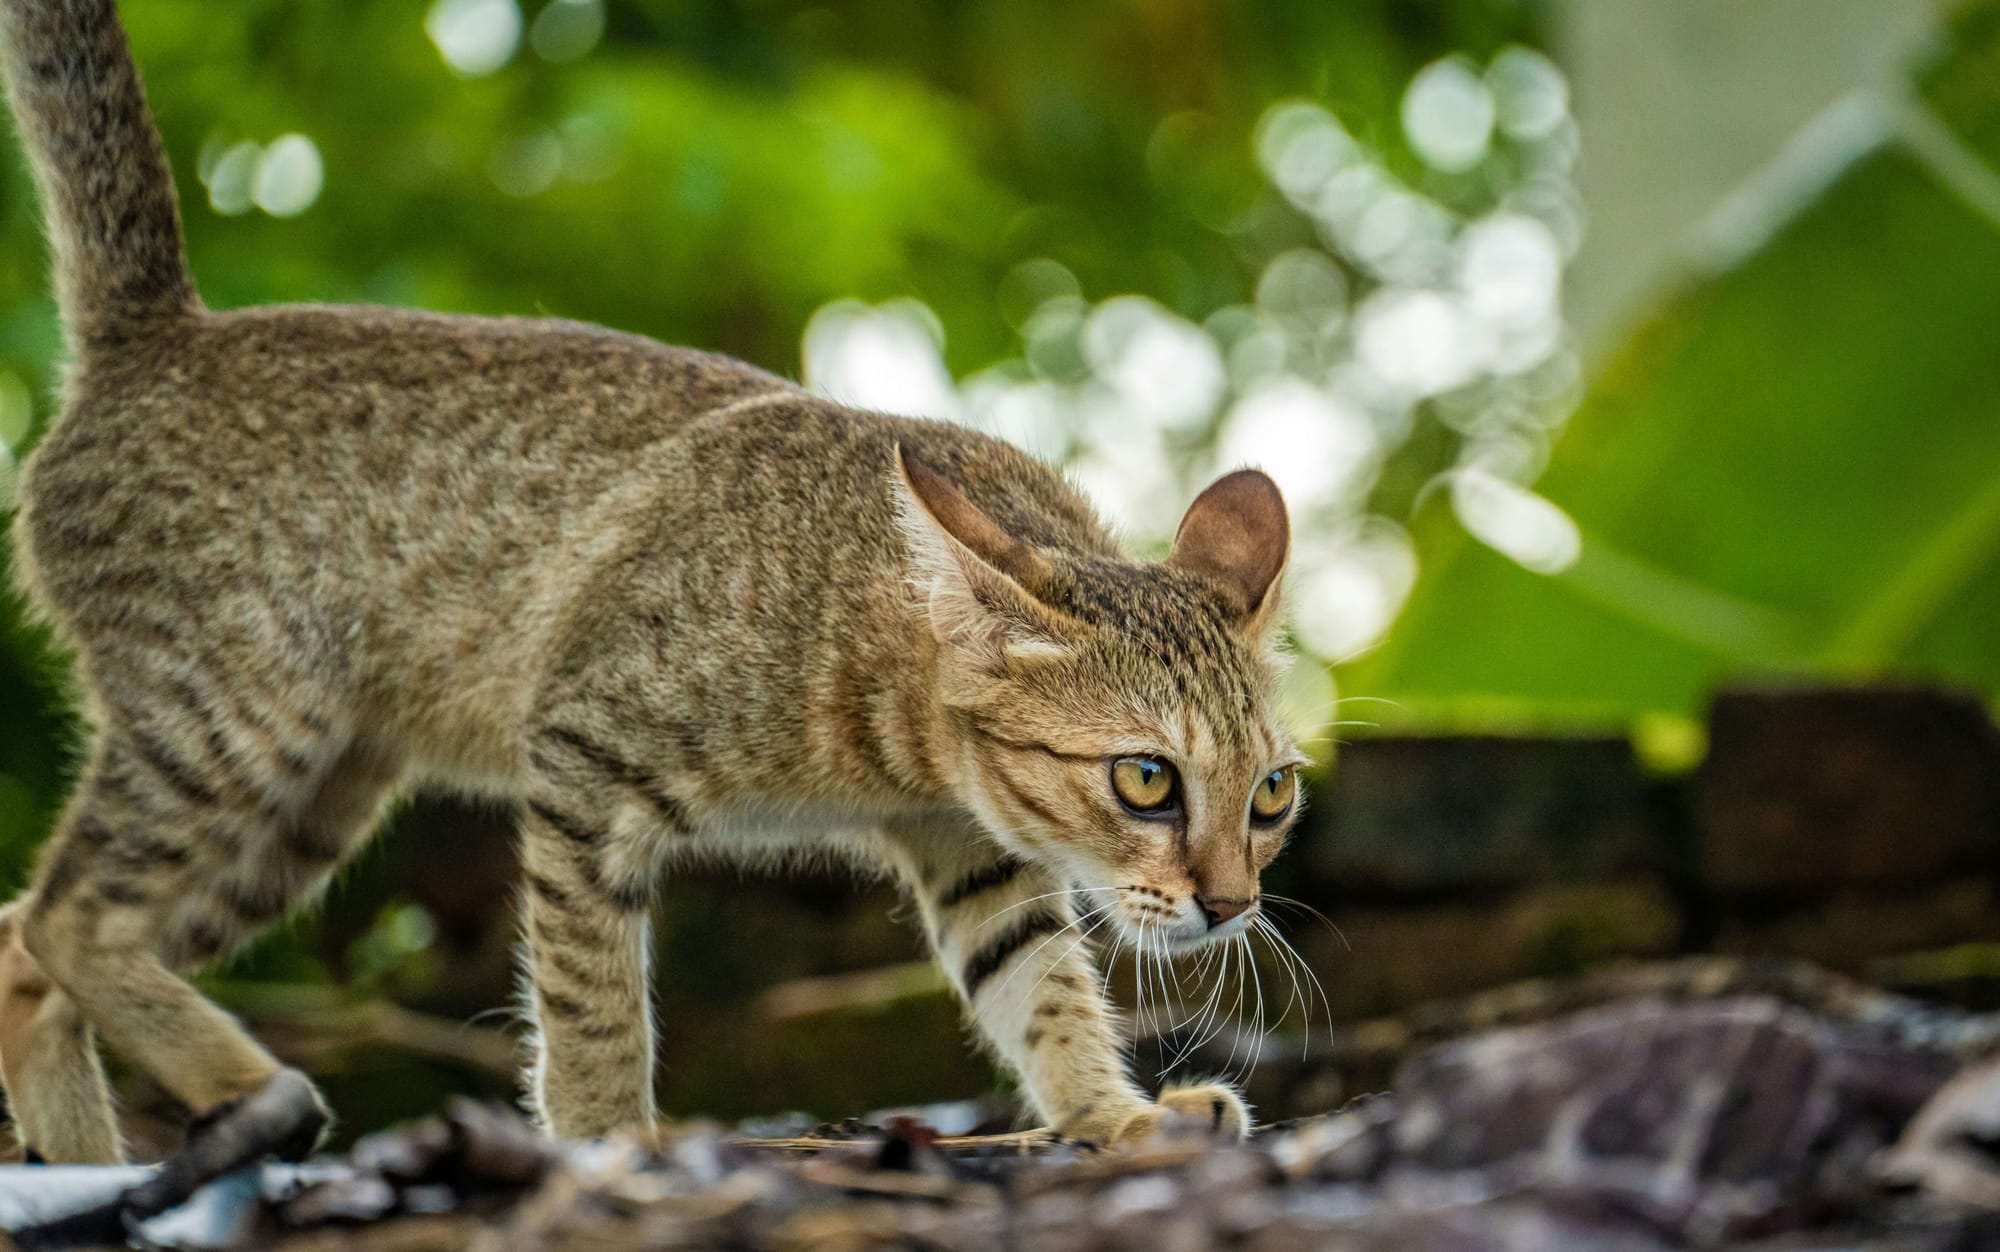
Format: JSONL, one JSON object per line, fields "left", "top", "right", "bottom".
{"left": 1402, "top": 57, "right": 1495, "bottom": 173}
{"left": 802, "top": 46, "right": 1587, "bottom": 665}
{"left": 528, "top": 0, "right": 604, "bottom": 64}
{"left": 803, "top": 300, "right": 961, "bottom": 421}
{"left": 250, "top": 135, "right": 325, "bottom": 218}
{"left": 426, "top": 0, "right": 522, "bottom": 78}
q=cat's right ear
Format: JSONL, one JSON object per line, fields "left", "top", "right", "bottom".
{"left": 1169, "top": 468, "right": 1289, "bottom": 633}
{"left": 891, "top": 445, "right": 1077, "bottom": 667}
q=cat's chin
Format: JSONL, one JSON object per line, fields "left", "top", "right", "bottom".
{"left": 1166, "top": 912, "right": 1255, "bottom": 954}
{"left": 1104, "top": 915, "right": 1216, "bottom": 954}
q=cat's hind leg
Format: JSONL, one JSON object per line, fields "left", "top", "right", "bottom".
{"left": 16, "top": 721, "right": 398, "bottom": 1212}
{"left": 0, "top": 901, "right": 119, "bottom": 1163}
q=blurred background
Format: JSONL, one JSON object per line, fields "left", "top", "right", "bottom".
{"left": 0, "top": 0, "right": 1996, "bottom": 1147}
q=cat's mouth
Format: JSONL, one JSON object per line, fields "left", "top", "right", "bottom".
{"left": 1079, "top": 884, "right": 1244, "bottom": 952}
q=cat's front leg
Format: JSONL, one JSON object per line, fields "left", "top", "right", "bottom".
{"left": 516, "top": 779, "right": 658, "bottom": 1141}
{"left": 885, "top": 825, "right": 1248, "bottom": 1145}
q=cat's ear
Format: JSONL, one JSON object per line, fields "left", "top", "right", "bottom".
{"left": 892, "top": 445, "right": 1076, "bottom": 666}
{"left": 1169, "top": 468, "right": 1289, "bottom": 631}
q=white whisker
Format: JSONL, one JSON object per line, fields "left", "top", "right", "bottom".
{"left": 1256, "top": 911, "right": 1333, "bottom": 1056}
{"left": 1021, "top": 909, "right": 1112, "bottom": 1007}
{"left": 979, "top": 901, "right": 1112, "bottom": 1009}
{"left": 977, "top": 886, "right": 1098, "bottom": 930}
{"left": 1254, "top": 915, "right": 1306, "bottom": 1043}
{"left": 1264, "top": 894, "right": 1350, "bottom": 953}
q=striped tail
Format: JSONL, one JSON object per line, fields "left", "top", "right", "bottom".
{"left": 0, "top": 0, "right": 198, "bottom": 346}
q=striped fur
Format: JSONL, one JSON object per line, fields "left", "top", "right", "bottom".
{"left": 0, "top": 0, "right": 1302, "bottom": 1160}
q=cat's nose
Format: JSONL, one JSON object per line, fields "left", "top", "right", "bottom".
{"left": 1198, "top": 896, "right": 1251, "bottom": 927}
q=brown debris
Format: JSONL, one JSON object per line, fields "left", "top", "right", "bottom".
{"left": 21, "top": 963, "right": 2000, "bottom": 1249}
{"left": 226, "top": 985, "right": 2000, "bottom": 1251}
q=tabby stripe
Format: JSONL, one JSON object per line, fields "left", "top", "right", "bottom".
{"left": 215, "top": 880, "right": 287, "bottom": 926}
{"left": 966, "top": 721, "right": 1101, "bottom": 764}
{"left": 537, "top": 986, "right": 590, "bottom": 1019}
{"left": 180, "top": 916, "right": 235, "bottom": 962}
{"left": 992, "top": 772, "right": 1067, "bottom": 832}
{"left": 536, "top": 983, "right": 643, "bottom": 1037}
{"left": 125, "top": 727, "right": 218, "bottom": 807}
{"left": 530, "top": 908, "right": 597, "bottom": 953}
{"left": 556, "top": 843, "right": 652, "bottom": 914}
{"left": 539, "top": 726, "right": 694, "bottom": 835}
{"left": 543, "top": 944, "right": 600, "bottom": 989}
{"left": 526, "top": 798, "right": 600, "bottom": 848}
{"left": 77, "top": 814, "right": 190, "bottom": 867}
{"left": 525, "top": 870, "right": 579, "bottom": 913}
{"left": 162, "top": 673, "right": 241, "bottom": 781}
{"left": 93, "top": 876, "right": 152, "bottom": 906}
{"left": 282, "top": 820, "right": 346, "bottom": 864}
{"left": 937, "top": 857, "right": 1026, "bottom": 910}
{"left": 962, "top": 910, "right": 1068, "bottom": 1000}
{"left": 658, "top": 719, "right": 712, "bottom": 777}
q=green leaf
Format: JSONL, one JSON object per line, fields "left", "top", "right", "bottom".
{"left": 1348, "top": 5, "right": 2000, "bottom": 724}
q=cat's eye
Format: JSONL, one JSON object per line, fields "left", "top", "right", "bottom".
{"left": 1250, "top": 767, "right": 1296, "bottom": 822}
{"left": 1111, "top": 756, "right": 1177, "bottom": 815}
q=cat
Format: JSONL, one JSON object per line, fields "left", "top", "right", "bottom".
{"left": 0, "top": 0, "right": 1304, "bottom": 1206}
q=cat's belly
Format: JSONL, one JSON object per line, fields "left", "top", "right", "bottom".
{"left": 662, "top": 796, "right": 949, "bottom": 871}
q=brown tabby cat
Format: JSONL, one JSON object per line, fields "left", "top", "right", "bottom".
{"left": 0, "top": 0, "right": 1304, "bottom": 1208}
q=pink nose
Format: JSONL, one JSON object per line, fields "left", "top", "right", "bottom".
{"left": 1198, "top": 896, "right": 1252, "bottom": 927}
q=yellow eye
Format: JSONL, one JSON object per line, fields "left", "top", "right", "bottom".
{"left": 1111, "top": 757, "right": 1176, "bottom": 813}
{"left": 1250, "top": 767, "right": 1296, "bottom": 821}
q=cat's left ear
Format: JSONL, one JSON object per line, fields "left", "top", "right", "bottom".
{"left": 891, "top": 445, "right": 1078, "bottom": 667}
{"left": 1169, "top": 468, "right": 1289, "bottom": 634}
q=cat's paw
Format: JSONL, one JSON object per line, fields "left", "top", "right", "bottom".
{"left": 1155, "top": 1081, "right": 1251, "bottom": 1140}
{"left": 1058, "top": 1083, "right": 1251, "bottom": 1147}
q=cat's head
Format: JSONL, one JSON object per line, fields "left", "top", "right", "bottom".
{"left": 895, "top": 446, "right": 1303, "bottom": 953}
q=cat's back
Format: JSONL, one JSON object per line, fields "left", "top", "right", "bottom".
{"left": 19, "top": 304, "right": 789, "bottom": 563}
{"left": 31, "top": 302, "right": 791, "bottom": 479}
{"left": 12, "top": 304, "right": 796, "bottom": 666}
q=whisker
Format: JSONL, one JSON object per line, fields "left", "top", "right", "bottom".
{"left": 1153, "top": 927, "right": 1193, "bottom": 1074}
{"left": 977, "top": 886, "right": 1099, "bottom": 930}
{"left": 1208, "top": 937, "right": 1250, "bottom": 1079}
{"left": 1127, "top": 926, "right": 1151, "bottom": 1053}
{"left": 980, "top": 901, "right": 1111, "bottom": 1008}
{"left": 1021, "top": 909, "right": 1113, "bottom": 1007}
{"left": 1176, "top": 940, "right": 1224, "bottom": 1056}
{"left": 1253, "top": 915, "right": 1306, "bottom": 1042}
{"left": 1148, "top": 927, "right": 1176, "bottom": 1042}
{"left": 1263, "top": 894, "right": 1351, "bottom": 953}
{"left": 1257, "top": 911, "right": 1334, "bottom": 1049}
{"left": 1241, "top": 932, "right": 1270, "bottom": 1087}
{"left": 1161, "top": 936, "right": 1230, "bottom": 1076}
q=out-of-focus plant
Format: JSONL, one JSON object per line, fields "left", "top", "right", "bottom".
{"left": 802, "top": 46, "right": 1586, "bottom": 727}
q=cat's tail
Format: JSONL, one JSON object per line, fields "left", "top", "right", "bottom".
{"left": 0, "top": 0, "right": 199, "bottom": 347}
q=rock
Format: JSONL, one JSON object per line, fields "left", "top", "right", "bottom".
{"left": 1388, "top": 995, "right": 1959, "bottom": 1244}
{"left": 10, "top": 965, "right": 2000, "bottom": 1251}
{"left": 1881, "top": 1051, "right": 2000, "bottom": 1211}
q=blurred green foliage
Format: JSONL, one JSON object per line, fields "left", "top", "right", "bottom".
{"left": 0, "top": 0, "right": 1545, "bottom": 888}
{"left": 1355, "top": 0, "right": 2000, "bottom": 726}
